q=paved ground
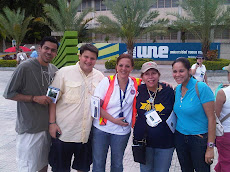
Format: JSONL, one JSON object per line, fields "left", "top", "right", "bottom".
{"left": 0, "top": 62, "right": 229, "bottom": 172}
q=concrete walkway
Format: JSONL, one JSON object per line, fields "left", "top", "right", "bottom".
{"left": 0, "top": 62, "right": 228, "bottom": 172}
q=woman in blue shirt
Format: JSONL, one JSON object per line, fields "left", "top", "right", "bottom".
{"left": 172, "top": 57, "right": 215, "bottom": 172}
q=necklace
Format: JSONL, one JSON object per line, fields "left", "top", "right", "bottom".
{"left": 41, "top": 66, "right": 51, "bottom": 86}
{"left": 147, "top": 84, "right": 159, "bottom": 108}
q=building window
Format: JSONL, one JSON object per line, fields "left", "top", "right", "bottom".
{"left": 152, "top": 1, "right": 157, "bottom": 8}
{"left": 151, "top": 0, "right": 179, "bottom": 8}
{"left": 170, "top": 31, "right": 178, "bottom": 40}
{"left": 158, "top": 0, "right": 164, "bottom": 8}
{"left": 78, "top": 0, "right": 91, "bottom": 12}
{"left": 172, "top": 0, "right": 179, "bottom": 7}
{"left": 165, "top": 0, "right": 172, "bottom": 8}
{"left": 95, "top": 0, "right": 108, "bottom": 11}
{"left": 225, "top": 0, "right": 230, "bottom": 4}
{"left": 214, "top": 29, "right": 230, "bottom": 39}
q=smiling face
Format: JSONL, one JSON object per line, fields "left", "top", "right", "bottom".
{"left": 38, "top": 41, "right": 58, "bottom": 66}
{"left": 79, "top": 50, "right": 97, "bottom": 75}
{"left": 172, "top": 62, "right": 191, "bottom": 85}
{"left": 116, "top": 58, "right": 133, "bottom": 80}
{"left": 142, "top": 69, "right": 160, "bottom": 91}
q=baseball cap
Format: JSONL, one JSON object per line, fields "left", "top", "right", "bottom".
{"left": 196, "top": 54, "right": 204, "bottom": 59}
{"left": 223, "top": 64, "right": 230, "bottom": 72}
{"left": 30, "top": 46, "right": 35, "bottom": 50}
{"left": 141, "top": 61, "right": 158, "bottom": 73}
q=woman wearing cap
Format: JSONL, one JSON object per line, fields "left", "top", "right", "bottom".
{"left": 92, "top": 54, "right": 141, "bottom": 172}
{"left": 172, "top": 57, "right": 215, "bottom": 172}
{"left": 191, "top": 55, "right": 208, "bottom": 84}
{"left": 133, "top": 61, "right": 175, "bottom": 172}
{"left": 215, "top": 64, "right": 230, "bottom": 172}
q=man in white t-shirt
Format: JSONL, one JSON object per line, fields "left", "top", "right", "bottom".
{"left": 191, "top": 55, "right": 208, "bottom": 84}
{"left": 16, "top": 49, "right": 28, "bottom": 65}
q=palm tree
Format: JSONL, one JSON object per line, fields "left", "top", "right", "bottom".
{"left": 0, "top": 26, "right": 7, "bottom": 52}
{"left": 43, "top": 0, "right": 92, "bottom": 41}
{"left": 96, "top": 0, "right": 168, "bottom": 55}
{"left": 0, "top": 7, "right": 33, "bottom": 50}
{"left": 167, "top": 15, "right": 193, "bottom": 43}
{"left": 169, "top": 0, "right": 230, "bottom": 57}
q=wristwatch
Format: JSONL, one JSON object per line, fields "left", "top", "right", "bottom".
{"left": 207, "top": 142, "right": 215, "bottom": 148}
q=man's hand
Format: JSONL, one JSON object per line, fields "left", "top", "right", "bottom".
{"left": 33, "top": 96, "right": 52, "bottom": 105}
{"left": 49, "top": 123, "right": 62, "bottom": 139}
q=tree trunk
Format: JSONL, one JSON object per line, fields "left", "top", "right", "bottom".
{"left": 181, "top": 31, "right": 186, "bottom": 43}
{"left": 202, "top": 39, "right": 210, "bottom": 60}
{"left": 126, "top": 39, "right": 134, "bottom": 57}
{"left": 2, "top": 38, "right": 6, "bottom": 52}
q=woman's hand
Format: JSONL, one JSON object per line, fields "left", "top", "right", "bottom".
{"left": 205, "top": 147, "right": 214, "bottom": 165}
{"left": 112, "top": 117, "right": 129, "bottom": 126}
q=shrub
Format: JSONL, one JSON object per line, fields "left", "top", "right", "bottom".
{"left": 206, "top": 50, "right": 218, "bottom": 61}
{"left": 0, "top": 60, "right": 17, "bottom": 67}
{"left": 105, "top": 60, "right": 117, "bottom": 69}
{"left": 105, "top": 58, "right": 153, "bottom": 70}
{"left": 188, "top": 58, "right": 230, "bottom": 70}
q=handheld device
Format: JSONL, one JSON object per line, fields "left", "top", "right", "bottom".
{"left": 56, "top": 131, "right": 61, "bottom": 138}
{"left": 119, "top": 112, "right": 128, "bottom": 123}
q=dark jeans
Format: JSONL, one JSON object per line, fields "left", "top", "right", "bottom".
{"left": 49, "top": 138, "right": 92, "bottom": 172}
{"left": 174, "top": 131, "right": 210, "bottom": 172}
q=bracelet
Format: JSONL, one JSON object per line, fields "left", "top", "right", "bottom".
{"left": 207, "top": 142, "right": 215, "bottom": 148}
{"left": 30, "top": 95, "right": 34, "bottom": 102}
{"left": 49, "top": 122, "right": 56, "bottom": 125}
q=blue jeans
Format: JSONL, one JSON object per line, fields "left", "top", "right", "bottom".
{"left": 174, "top": 131, "right": 210, "bottom": 172}
{"left": 92, "top": 127, "right": 130, "bottom": 172}
{"left": 140, "top": 147, "right": 174, "bottom": 172}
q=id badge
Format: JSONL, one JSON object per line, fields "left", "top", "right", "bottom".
{"left": 144, "top": 109, "right": 162, "bottom": 127}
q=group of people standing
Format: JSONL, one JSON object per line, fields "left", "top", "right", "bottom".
{"left": 3, "top": 36, "right": 230, "bottom": 172}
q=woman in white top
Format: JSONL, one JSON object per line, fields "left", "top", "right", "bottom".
{"left": 191, "top": 55, "right": 208, "bottom": 84}
{"left": 92, "top": 54, "right": 139, "bottom": 172}
{"left": 215, "top": 64, "right": 230, "bottom": 172}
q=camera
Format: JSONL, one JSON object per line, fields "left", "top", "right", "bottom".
{"left": 56, "top": 131, "right": 61, "bottom": 139}
{"left": 119, "top": 112, "right": 128, "bottom": 123}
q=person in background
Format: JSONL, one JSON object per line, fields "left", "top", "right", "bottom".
{"left": 16, "top": 48, "right": 28, "bottom": 65}
{"left": 215, "top": 64, "right": 230, "bottom": 172}
{"left": 30, "top": 45, "right": 38, "bottom": 58}
{"left": 191, "top": 55, "right": 208, "bottom": 84}
{"left": 48, "top": 44, "right": 104, "bottom": 172}
{"left": 172, "top": 57, "right": 215, "bottom": 172}
{"left": 133, "top": 62, "right": 175, "bottom": 172}
{"left": 3, "top": 36, "right": 59, "bottom": 172}
{"left": 92, "top": 54, "right": 140, "bottom": 172}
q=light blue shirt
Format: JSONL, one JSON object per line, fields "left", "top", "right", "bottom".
{"left": 30, "top": 50, "right": 38, "bottom": 58}
{"left": 174, "top": 77, "right": 214, "bottom": 135}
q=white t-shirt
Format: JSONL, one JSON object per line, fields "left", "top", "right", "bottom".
{"left": 16, "top": 52, "right": 28, "bottom": 64}
{"left": 93, "top": 75, "right": 136, "bottom": 135}
{"left": 191, "top": 63, "right": 206, "bottom": 82}
{"left": 220, "top": 86, "right": 230, "bottom": 132}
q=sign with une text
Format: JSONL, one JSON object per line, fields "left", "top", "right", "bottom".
{"left": 119, "top": 43, "right": 220, "bottom": 61}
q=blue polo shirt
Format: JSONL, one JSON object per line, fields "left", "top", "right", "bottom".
{"left": 174, "top": 77, "right": 214, "bottom": 135}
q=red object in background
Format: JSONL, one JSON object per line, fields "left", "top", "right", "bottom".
{"left": 4, "top": 46, "right": 31, "bottom": 52}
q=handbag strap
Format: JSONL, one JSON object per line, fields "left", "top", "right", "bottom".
{"left": 220, "top": 113, "right": 230, "bottom": 123}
